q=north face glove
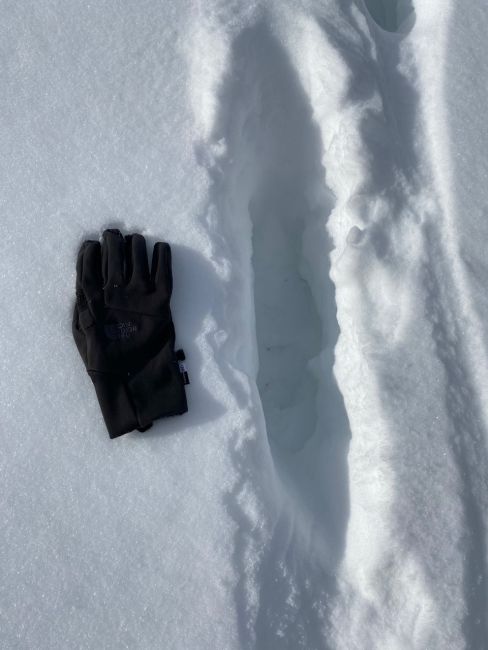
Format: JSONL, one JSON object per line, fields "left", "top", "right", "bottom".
{"left": 73, "top": 228, "right": 188, "bottom": 438}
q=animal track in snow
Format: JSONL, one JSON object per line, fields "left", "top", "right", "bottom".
{"left": 250, "top": 181, "right": 322, "bottom": 453}
{"left": 198, "top": 20, "right": 352, "bottom": 648}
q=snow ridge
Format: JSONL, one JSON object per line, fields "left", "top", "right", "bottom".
{"left": 188, "top": 1, "right": 488, "bottom": 647}
{"left": 187, "top": 0, "right": 488, "bottom": 646}
{"left": 190, "top": 10, "right": 351, "bottom": 648}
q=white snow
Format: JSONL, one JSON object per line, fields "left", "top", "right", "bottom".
{"left": 1, "top": 0, "right": 488, "bottom": 648}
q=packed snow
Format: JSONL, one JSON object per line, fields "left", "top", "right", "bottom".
{"left": 1, "top": 0, "right": 487, "bottom": 648}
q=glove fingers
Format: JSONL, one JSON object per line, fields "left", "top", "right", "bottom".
{"left": 75, "top": 243, "right": 86, "bottom": 303}
{"left": 151, "top": 242, "right": 173, "bottom": 300}
{"left": 102, "top": 229, "right": 125, "bottom": 287}
{"left": 82, "top": 240, "right": 102, "bottom": 297}
{"left": 126, "top": 233, "right": 149, "bottom": 286}
{"left": 72, "top": 302, "right": 88, "bottom": 362}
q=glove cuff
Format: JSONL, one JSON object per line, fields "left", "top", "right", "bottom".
{"left": 88, "top": 348, "right": 188, "bottom": 438}
{"left": 128, "top": 348, "right": 188, "bottom": 427}
{"left": 88, "top": 371, "right": 142, "bottom": 439}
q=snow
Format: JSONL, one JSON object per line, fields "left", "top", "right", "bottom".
{"left": 1, "top": 0, "right": 488, "bottom": 648}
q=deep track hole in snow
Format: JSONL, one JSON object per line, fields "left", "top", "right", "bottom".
{"left": 214, "top": 23, "right": 352, "bottom": 647}
{"left": 362, "top": 0, "right": 415, "bottom": 33}
{"left": 250, "top": 182, "right": 322, "bottom": 453}
{"left": 249, "top": 167, "right": 351, "bottom": 546}
{"left": 233, "top": 23, "right": 351, "bottom": 543}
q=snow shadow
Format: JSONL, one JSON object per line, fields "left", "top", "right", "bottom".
{"left": 361, "top": 0, "right": 415, "bottom": 34}
{"left": 422, "top": 231, "right": 488, "bottom": 648}
{"left": 210, "top": 20, "right": 351, "bottom": 649}
{"left": 445, "top": 4, "right": 488, "bottom": 643}
{"left": 250, "top": 183, "right": 322, "bottom": 454}
{"left": 130, "top": 241, "right": 227, "bottom": 440}
{"left": 323, "top": 4, "right": 488, "bottom": 643}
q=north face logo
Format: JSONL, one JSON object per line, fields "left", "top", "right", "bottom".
{"left": 104, "top": 321, "right": 138, "bottom": 341}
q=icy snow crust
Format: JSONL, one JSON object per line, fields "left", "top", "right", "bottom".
{"left": 1, "top": 0, "right": 487, "bottom": 648}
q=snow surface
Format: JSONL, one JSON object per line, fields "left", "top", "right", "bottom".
{"left": 1, "top": 0, "right": 488, "bottom": 648}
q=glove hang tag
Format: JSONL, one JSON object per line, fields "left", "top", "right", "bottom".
{"left": 176, "top": 349, "right": 190, "bottom": 385}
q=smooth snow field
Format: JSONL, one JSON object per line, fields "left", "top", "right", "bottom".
{"left": 1, "top": 0, "right": 488, "bottom": 648}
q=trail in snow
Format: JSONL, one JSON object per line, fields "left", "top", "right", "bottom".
{"left": 338, "top": 2, "right": 488, "bottom": 646}
{"left": 368, "top": 4, "right": 488, "bottom": 644}
{"left": 195, "top": 17, "right": 352, "bottom": 648}
{"left": 193, "top": 1, "right": 488, "bottom": 647}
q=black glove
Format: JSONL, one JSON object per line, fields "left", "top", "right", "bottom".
{"left": 73, "top": 228, "right": 188, "bottom": 438}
